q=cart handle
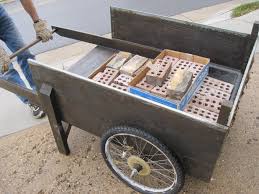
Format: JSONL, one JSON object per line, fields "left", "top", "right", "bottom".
{"left": 10, "top": 29, "right": 56, "bottom": 59}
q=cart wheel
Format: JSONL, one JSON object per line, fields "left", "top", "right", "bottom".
{"left": 101, "top": 126, "right": 184, "bottom": 194}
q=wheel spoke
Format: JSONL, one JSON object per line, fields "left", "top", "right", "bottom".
{"left": 105, "top": 133, "right": 178, "bottom": 192}
{"left": 113, "top": 137, "right": 124, "bottom": 147}
{"left": 140, "top": 140, "right": 148, "bottom": 156}
{"left": 151, "top": 170, "right": 175, "bottom": 183}
{"left": 149, "top": 173, "right": 171, "bottom": 186}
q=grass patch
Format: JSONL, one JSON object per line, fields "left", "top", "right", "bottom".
{"left": 232, "top": 1, "right": 259, "bottom": 17}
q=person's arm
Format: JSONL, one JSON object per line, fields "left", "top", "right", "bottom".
{"left": 0, "top": 46, "right": 11, "bottom": 73}
{"left": 20, "top": 0, "right": 53, "bottom": 42}
{"left": 20, "top": 0, "right": 39, "bottom": 22}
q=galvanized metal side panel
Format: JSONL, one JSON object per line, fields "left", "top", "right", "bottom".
{"left": 29, "top": 60, "right": 227, "bottom": 181}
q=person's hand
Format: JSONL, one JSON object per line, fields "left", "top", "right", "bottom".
{"left": 33, "top": 19, "right": 53, "bottom": 42}
{"left": 0, "top": 46, "right": 11, "bottom": 74}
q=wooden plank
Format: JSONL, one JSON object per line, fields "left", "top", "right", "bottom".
{"left": 29, "top": 59, "right": 227, "bottom": 181}
{"left": 110, "top": 7, "right": 255, "bottom": 72}
{"left": 54, "top": 26, "right": 161, "bottom": 59}
{"left": 0, "top": 78, "right": 40, "bottom": 105}
{"left": 38, "top": 83, "right": 70, "bottom": 155}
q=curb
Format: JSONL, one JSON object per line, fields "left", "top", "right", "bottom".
{"left": 0, "top": 0, "right": 15, "bottom": 5}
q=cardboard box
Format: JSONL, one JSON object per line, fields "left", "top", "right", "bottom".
{"left": 128, "top": 49, "right": 210, "bottom": 110}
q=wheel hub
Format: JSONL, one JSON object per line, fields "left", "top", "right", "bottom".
{"left": 127, "top": 155, "right": 151, "bottom": 176}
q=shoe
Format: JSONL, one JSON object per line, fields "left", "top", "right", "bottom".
{"left": 28, "top": 104, "right": 46, "bottom": 119}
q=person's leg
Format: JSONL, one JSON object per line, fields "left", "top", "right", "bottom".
{"left": 0, "top": 6, "right": 30, "bottom": 103}
{"left": 0, "top": 6, "right": 36, "bottom": 91}
{"left": 0, "top": 6, "right": 44, "bottom": 118}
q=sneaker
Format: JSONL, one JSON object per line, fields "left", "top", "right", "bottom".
{"left": 28, "top": 104, "right": 46, "bottom": 119}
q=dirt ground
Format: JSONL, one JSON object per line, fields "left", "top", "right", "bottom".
{"left": 0, "top": 54, "right": 259, "bottom": 194}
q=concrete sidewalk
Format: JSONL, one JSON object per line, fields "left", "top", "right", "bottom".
{"left": 172, "top": 0, "right": 259, "bottom": 51}
{"left": 1, "top": 0, "right": 258, "bottom": 137}
{"left": 0, "top": 41, "right": 95, "bottom": 137}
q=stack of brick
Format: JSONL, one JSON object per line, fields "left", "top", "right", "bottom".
{"left": 184, "top": 76, "right": 234, "bottom": 123}
{"left": 93, "top": 52, "right": 148, "bottom": 92}
{"left": 137, "top": 55, "right": 206, "bottom": 100}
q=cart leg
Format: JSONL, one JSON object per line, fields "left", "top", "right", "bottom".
{"left": 38, "top": 83, "right": 70, "bottom": 155}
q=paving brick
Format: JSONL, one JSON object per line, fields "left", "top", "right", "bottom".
{"left": 184, "top": 104, "right": 219, "bottom": 123}
{"left": 167, "top": 70, "right": 193, "bottom": 100}
{"left": 146, "top": 62, "right": 171, "bottom": 86}
{"left": 114, "top": 74, "right": 133, "bottom": 86}
{"left": 203, "top": 76, "right": 234, "bottom": 94}
{"left": 133, "top": 60, "right": 152, "bottom": 77}
{"left": 93, "top": 68, "right": 119, "bottom": 85}
{"left": 120, "top": 55, "right": 148, "bottom": 76}
{"left": 106, "top": 51, "right": 132, "bottom": 69}
{"left": 197, "top": 84, "right": 231, "bottom": 101}
{"left": 110, "top": 83, "right": 128, "bottom": 92}
{"left": 190, "top": 94, "right": 222, "bottom": 113}
{"left": 136, "top": 77, "right": 154, "bottom": 92}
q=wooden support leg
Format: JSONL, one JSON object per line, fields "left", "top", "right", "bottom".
{"left": 38, "top": 83, "right": 70, "bottom": 155}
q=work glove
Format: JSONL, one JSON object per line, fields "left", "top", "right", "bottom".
{"left": 33, "top": 19, "right": 53, "bottom": 42}
{"left": 0, "top": 46, "right": 11, "bottom": 74}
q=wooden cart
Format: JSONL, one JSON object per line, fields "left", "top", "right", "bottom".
{"left": 0, "top": 8, "right": 258, "bottom": 194}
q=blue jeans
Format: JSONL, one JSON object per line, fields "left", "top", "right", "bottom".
{"left": 0, "top": 5, "right": 35, "bottom": 104}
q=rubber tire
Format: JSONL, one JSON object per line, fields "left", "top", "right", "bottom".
{"left": 101, "top": 126, "right": 185, "bottom": 194}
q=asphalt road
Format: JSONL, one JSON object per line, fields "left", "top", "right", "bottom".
{"left": 3, "top": 0, "right": 230, "bottom": 54}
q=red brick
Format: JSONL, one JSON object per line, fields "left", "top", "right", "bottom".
{"left": 187, "top": 63, "right": 205, "bottom": 82}
{"left": 151, "top": 82, "right": 168, "bottom": 98}
{"left": 203, "top": 76, "right": 234, "bottom": 94}
{"left": 190, "top": 94, "right": 222, "bottom": 113}
{"left": 162, "top": 55, "right": 179, "bottom": 65}
{"left": 184, "top": 104, "right": 219, "bottom": 123}
{"left": 110, "top": 83, "right": 128, "bottom": 92}
{"left": 114, "top": 74, "right": 133, "bottom": 86}
{"left": 136, "top": 77, "right": 154, "bottom": 92}
{"left": 146, "top": 62, "right": 171, "bottom": 86}
{"left": 197, "top": 85, "right": 231, "bottom": 101}
{"left": 93, "top": 68, "right": 119, "bottom": 85}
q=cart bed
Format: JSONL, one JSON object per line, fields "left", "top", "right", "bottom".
{"left": 1, "top": 7, "right": 258, "bottom": 183}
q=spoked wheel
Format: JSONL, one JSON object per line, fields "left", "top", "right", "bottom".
{"left": 101, "top": 126, "right": 184, "bottom": 194}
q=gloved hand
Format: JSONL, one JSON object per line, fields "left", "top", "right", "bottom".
{"left": 33, "top": 19, "right": 53, "bottom": 42}
{"left": 0, "top": 46, "right": 11, "bottom": 74}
